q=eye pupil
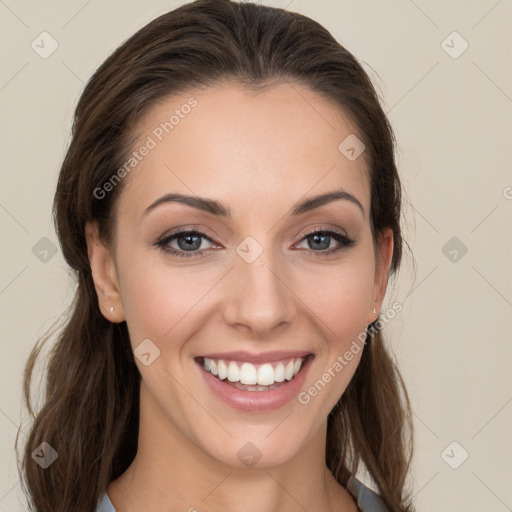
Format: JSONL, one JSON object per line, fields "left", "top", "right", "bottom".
{"left": 178, "top": 233, "right": 201, "bottom": 251}
{"left": 309, "top": 233, "right": 330, "bottom": 250}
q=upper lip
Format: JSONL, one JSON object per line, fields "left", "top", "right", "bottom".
{"left": 197, "top": 350, "right": 313, "bottom": 364}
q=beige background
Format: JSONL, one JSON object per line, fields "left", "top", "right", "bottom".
{"left": 1, "top": 1, "right": 511, "bottom": 511}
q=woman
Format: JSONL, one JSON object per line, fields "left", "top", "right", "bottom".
{"left": 18, "top": 1, "right": 414, "bottom": 511}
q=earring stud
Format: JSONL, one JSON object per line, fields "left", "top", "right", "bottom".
{"left": 373, "top": 306, "right": 377, "bottom": 314}
{"left": 109, "top": 306, "right": 114, "bottom": 313}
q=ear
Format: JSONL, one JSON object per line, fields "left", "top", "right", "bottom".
{"left": 85, "top": 220, "right": 125, "bottom": 323}
{"left": 368, "top": 227, "right": 394, "bottom": 324}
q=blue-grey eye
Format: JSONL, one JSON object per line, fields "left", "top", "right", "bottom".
{"left": 156, "top": 230, "right": 215, "bottom": 256}
{"left": 307, "top": 232, "right": 331, "bottom": 250}
{"left": 176, "top": 232, "right": 203, "bottom": 251}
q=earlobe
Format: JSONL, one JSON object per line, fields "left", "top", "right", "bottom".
{"left": 85, "top": 221, "right": 125, "bottom": 322}
{"left": 370, "top": 228, "right": 394, "bottom": 321}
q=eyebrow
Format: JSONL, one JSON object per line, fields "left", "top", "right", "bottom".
{"left": 142, "top": 188, "right": 364, "bottom": 218}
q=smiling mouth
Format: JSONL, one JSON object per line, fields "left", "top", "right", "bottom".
{"left": 195, "top": 354, "right": 314, "bottom": 391}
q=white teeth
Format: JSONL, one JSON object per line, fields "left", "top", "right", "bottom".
{"left": 217, "top": 360, "right": 227, "bottom": 380}
{"left": 202, "top": 356, "right": 306, "bottom": 386}
{"left": 239, "top": 362, "right": 257, "bottom": 385}
{"left": 257, "top": 363, "right": 274, "bottom": 386}
{"left": 285, "top": 360, "right": 294, "bottom": 380}
{"left": 274, "top": 363, "right": 285, "bottom": 382}
{"left": 227, "top": 361, "right": 239, "bottom": 382}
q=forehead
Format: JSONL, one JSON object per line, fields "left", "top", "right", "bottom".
{"left": 117, "top": 82, "right": 370, "bottom": 220}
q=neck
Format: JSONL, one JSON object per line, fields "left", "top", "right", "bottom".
{"left": 107, "top": 384, "right": 358, "bottom": 512}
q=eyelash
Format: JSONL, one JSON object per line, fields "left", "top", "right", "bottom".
{"left": 154, "top": 227, "right": 356, "bottom": 259}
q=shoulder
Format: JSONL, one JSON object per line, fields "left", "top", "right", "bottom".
{"left": 347, "top": 476, "right": 390, "bottom": 512}
{"left": 96, "top": 491, "right": 116, "bottom": 512}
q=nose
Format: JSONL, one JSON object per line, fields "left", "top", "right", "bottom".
{"left": 222, "top": 245, "right": 297, "bottom": 338}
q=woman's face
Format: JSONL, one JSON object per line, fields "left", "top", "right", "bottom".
{"left": 88, "top": 82, "right": 392, "bottom": 468}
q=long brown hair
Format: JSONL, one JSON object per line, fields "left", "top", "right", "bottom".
{"left": 17, "top": 1, "right": 414, "bottom": 510}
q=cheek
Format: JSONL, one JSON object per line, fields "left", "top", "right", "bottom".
{"left": 298, "top": 255, "right": 375, "bottom": 338}
{"left": 115, "top": 245, "right": 198, "bottom": 345}
{"left": 116, "top": 248, "right": 230, "bottom": 355}
{"left": 294, "top": 257, "right": 374, "bottom": 412}
{"left": 117, "top": 234, "right": 375, "bottom": 349}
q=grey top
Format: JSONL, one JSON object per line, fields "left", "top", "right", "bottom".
{"left": 96, "top": 476, "right": 389, "bottom": 511}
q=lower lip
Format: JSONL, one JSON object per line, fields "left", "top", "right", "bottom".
{"left": 196, "top": 355, "right": 314, "bottom": 412}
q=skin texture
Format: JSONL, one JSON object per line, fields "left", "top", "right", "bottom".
{"left": 86, "top": 82, "right": 393, "bottom": 512}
